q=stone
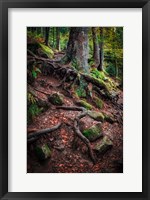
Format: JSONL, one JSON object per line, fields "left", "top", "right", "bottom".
{"left": 35, "top": 144, "right": 51, "bottom": 160}
{"left": 103, "top": 113, "right": 115, "bottom": 124}
{"left": 75, "top": 100, "right": 93, "bottom": 110}
{"left": 48, "top": 92, "right": 64, "bottom": 105}
{"left": 88, "top": 111, "right": 105, "bottom": 122}
{"left": 93, "top": 96, "right": 104, "bottom": 109}
{"left": 94, "top": 136, "right": 113, "bottom": 154}
{"left": 83, "top": 123, "right": 103, "bottom": 141}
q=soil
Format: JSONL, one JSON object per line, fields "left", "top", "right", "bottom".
{"left": 27, "top": 53, "right": 123, "bottom": 173}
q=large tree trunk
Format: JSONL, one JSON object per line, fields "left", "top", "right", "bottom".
{"left": 92, "top": 27, "right": 100, "bottom": 66}
{"left": 65, "top": 27, "right": 89, "bottom": 73}
{"left": 97, "top": 27, "right": 104, "bottom": 71}
{"left": 56, "top": 27, "right": 60, "bottom": 51}
{"left": 45, "top": 27, "right": 50, "bottom": 46}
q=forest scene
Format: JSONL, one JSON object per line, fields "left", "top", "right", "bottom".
{"left": 27, "top": 27, "right": 123, "bottom": 173}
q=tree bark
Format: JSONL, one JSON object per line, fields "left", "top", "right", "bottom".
{"left": 97, "top": 27, "right": 104, "bottom": 71}
{"left": 92, "top": 27, "right": 100, "bottom": 66}
{"left": 45, "top": 27, "right": 50, "bottom": 46}
{"left": 65, "top": 27, "right": 89, "bottom": 73}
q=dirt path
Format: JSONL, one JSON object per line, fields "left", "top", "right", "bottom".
{"left": 27, "top": 53, "right": 123, "bottom": 173}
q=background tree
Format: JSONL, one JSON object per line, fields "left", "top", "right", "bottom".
{"left": 56, "top": 27, "right": 60, "bottom": 51}
{"left": 97, "top": 27, "right": 104, "bottom": 71}
{"left": 92, "top": 27, "right": 100, "bottom": 66}
{"left": 45, "top": 27, "right": 50, "bottom": 46}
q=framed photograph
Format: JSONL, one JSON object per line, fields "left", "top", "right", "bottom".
{"left": 0, "top": 0, "right": 150, "bottom": 199}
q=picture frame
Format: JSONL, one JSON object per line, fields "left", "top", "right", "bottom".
{"left": 0, "top": 0, "right": 149, "bottom": 199}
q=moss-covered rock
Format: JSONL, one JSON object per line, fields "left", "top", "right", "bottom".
{"left": 88, "top": 111, "right": 105, "bottom": 122}
{"left": 94, "top": 136, "right": 113, "bottom": 154}
{"left": 83, "top": 123, "right": 103, "bottom": 141}
{"left": 103, "top": 113, "right": 115, "bottom": 124}
{"left": 75, "top": 100, "right": 93, "bottom": 110}
{"left": 49, "top": 93, "right": 64, "bottom": 105}
{"left": 93, "top": 96, "right": 104, "bottom": 109}
{"left": 35, "top": 144, "right": 51, "bottom": 160}
{"left": 39, "top": 43, "right": 54, "bottom": 59}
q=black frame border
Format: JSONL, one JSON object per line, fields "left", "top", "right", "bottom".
{"left": 0, "top": 0, "right": 150, "bottom": 199}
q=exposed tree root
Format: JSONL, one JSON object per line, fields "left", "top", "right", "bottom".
{"left": 56, "top": 106, "right": 85, "bottom": 111}
{"left": 27, "top": 51, "right": 112, "bottom": 99}
{"left": 27, "top": 123, "right": 62, "bottom": 143}
{"left": 56, "top": 106, "right": 96, "bottom": 164}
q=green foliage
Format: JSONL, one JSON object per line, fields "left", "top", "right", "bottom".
{"left": 32, "top": 66, "right": 41, "bottom": 79}
{"left": 27, "top": 31, "right": 44, "bottom": 43}
{"left": 90, "top": 68, "right": 107, "bottom": 81}
{"left": 105, "top": 63, "right": 116, "bottom": 77}
{"left": 27, "top": 92, "right": 42, "bottom": 123}
{"left": 76, "top": 87, "right": 86, "bottom": 98}
{"left": 28, "top": 104, "right": 42, "bottom": 117}
{"left": 27, "top": 92, "right": 36, "bottom": 104}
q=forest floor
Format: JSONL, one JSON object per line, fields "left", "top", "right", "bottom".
{"left": 27, "top": 52, "right": 123, "bottom": 173}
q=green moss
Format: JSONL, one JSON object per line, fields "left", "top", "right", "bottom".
{"left": 49, "top": 93, "right": 64, "bottom": 105}
{"left": 90, "top": 68, "right": 107, "bottom": 81}
{"left": 75, "top": 100, "right": 93, "bottom": 110}
{"left": 88, "top": 111, "right": 105, "bottom": 122}
{"left": 103, "top": 113, "right": 115, "bottom": 124}
{"left": 83, "top": 123, "right": 102, "bottom": 141}
{"left": 39, "top": 43, "right": 54, "bottom": 58}
{"left": 93, "top": 96, "right": 103, "bottom": 109}
{"left": 94, "top": 136, "right": 113, "bottom": 154}
{"left": 35, "top": 144, "right": 51, "bottom": 160}
{"left": 76, "top": 87, "right": 86, "bottom": 98}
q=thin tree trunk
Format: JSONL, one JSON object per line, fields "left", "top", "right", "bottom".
{"left": 45, "top": 27, "right": 50, "bottom": 46}
{"left": 97, "top": 27, "right": 104, "bottom": 71}
{"left": 53, "top": 27, "right": 55, "bottom": 48}
{"left": 92, "top": 27, "right": 100, "bottom": 66}
{"left": 56, "top": 27, "right": 60, "bottom": 51}
{"left": 36, "top": 27, "right": 41, "bottom": 35}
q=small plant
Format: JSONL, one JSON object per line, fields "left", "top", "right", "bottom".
{"left": 32, "top": 66, "right": 41, "bottom": 79}
{"left": 90, "top": 68, "right": 106, "bottom": 81}
{"left": 27, "top": 92, "right": 42, "bottom": 123}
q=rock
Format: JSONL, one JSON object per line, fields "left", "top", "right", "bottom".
{"left": 35, "top": 144, "right": 51, "bottom": 160}
{"left": 48, "top": 92, "right": 64, "bottom": 105}
{"left": 83, "top": 123, "right": 103, "bottom": 141}
{"left": 103, "top": 113, "right": 115, "bottom": 124}
{"left": 88, "top": 111, "right": 105, "bottom": 122}
{"left": 75, "top": 100, "right": 93, "bottom": 110}
{"left": 94, "top": 136, "right": 113, "bottom": 154}
{"left": 93, "top": 96, "right": 103, "bottom": 109}
{"left": 39, "top": 43, "right": 54, "bottom": 59}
